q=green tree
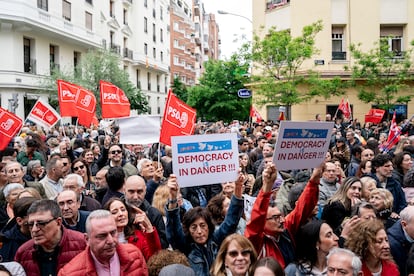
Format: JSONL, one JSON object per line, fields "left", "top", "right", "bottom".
{"left": 171, "top": 77, "right": 188, "bottom": 102}
{"left": 250, "top": 21, "right": 345, "bottom": 109}
{"left": 346, "top": 39, "right": 414, "bottom": 118}
{"left": 186, "top": 55, "right": 251, "bottom": 122}
{"left": 41, "top": 49, "right": 149, "bottom": 116}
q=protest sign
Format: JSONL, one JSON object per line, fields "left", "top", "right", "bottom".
{"left": 273, "top": 121, "right": 333, "bottom": 170}
{"left": 172, "top": 133, "right": 239, "bottom": 188}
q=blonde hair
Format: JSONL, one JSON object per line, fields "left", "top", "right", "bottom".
{"left": 369, "top": 188, "right": 393, "bottom": 210}
{"left": 152, "top": 184, "right": 170, "bottom": 216}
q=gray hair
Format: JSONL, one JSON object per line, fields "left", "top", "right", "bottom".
{"left": 400, "top": 206, "right": 414, "bottom": 223}
{"left": 85, "top": 209, "right": 112, "bottom": 234}
{"left": 137, "top": 158, "right": 151, "bottom": 174}
{"left": 64, "top": 173, "right": 85, "bottom": 188}
{"left": 327, "top": 248, "right": 362, "bottom": 276}
{"left": 3, "top": 183, "right": 24, "bottom": 197}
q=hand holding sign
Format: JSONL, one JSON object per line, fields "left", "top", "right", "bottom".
{"left": 167, "top": 174, "right": 179, "bottom": 206}
{"left": 234, "top": 170, "right": 246, "bottom": 198}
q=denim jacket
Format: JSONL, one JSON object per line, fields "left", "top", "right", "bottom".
{"left": 166, "top": 194, "right": 244, "bottom": 276}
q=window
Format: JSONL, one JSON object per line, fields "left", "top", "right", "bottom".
{"left": 160, "top": 51, "right": 163, "bottom": 62}
{"left": 160, "top": 6, "right": 163, "bottom": 20}
{"left": 37, "top": 0, "right": 48, "bottom": 11}
{"left": 144, "top": 0, "right": 147, "bottom": 8}
{"left": 136, "top": 69, "right": 141, "bottom": 88}
{"left": 74, "top": 51, "right": 81, "bottom": 77}
{"left": 85, "top": 0, "right": 92, "bottom": 4}
{"left": 174, "top": 56, "right": 179, "bottom": 65}
{"left": 147, "top": 72, "right": 151, "bottom": 90}
{"left": 50, "top": 45, "right": 59, "bottom": 72}
{"left": 144, "top": 17, "right": 148, "bottom": 33}
{"left": 85, "top": 12, "right": 92, "bottom": 30}
{"left": 153, "top": 23, "right": 156, "bottom": 42}
{"left": 153, "top": 47, "right": 156, "bottom": 58}
{"left": 62, "top": 0, "right": 71, "bottom": 21}
{"left": 380, "top": 26, "right": 404, "bottom": 56}
{"left": 160, "top": 29, "right": 163, "bottom": 42}
{"left": 110, "top": 0, "right": 114, "bottom": 17}
{"left": 123, "top": 9, "right": 128, "bottom": 25}
{"left": 332, "top": 26, "right": 346, "bottom": 60}
{"left": 157, "top": 75, "right": 160, "bottom": 92}
{"left": 144, "top": 43, "right": 148, "bottom": 55}
{"left": 24, "top": 38, "right": 32, "bottom": 73}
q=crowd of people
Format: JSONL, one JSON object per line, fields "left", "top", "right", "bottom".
{"left": 0, "top": 114, "right": 414, "bottom": 275}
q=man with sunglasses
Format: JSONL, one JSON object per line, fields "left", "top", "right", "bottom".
{"left": 15, "top": 200, "right": 86, "bottom": 276}
{"left": 101, "top": 144, "right": 138, "bottom": 178}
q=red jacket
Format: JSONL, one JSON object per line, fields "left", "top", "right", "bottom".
{"left": 245, "top": 179, "right": 319, "bottom": 268}
{"left": 128, "top": 227, "right": 161, "bottom": 261}
{"left": 361, "top": 260, "right": 399, "bottom": 276}
{"left": 15, "top": 227, "right": 86, "bottom": 276}
{"left": 58, "top": 243, "right": 148, "bottom": 276}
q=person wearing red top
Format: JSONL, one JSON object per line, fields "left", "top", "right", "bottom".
{"left": 104, "top": 197, "right": 161, "bottom": 261}
{"left": 245, "top": 163, "right": 322, "bottom": 268}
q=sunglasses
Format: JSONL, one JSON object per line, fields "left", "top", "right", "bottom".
{"left": 73, "top": 165, "right": 85, "bottom": 171}
{"left": 26, "top": 217, "right": 57, "bottom": 229}
{"left": 110, "top": 150, "right": 122, "bottom": 155}
{"left": 227, "top": 249, "right": 252, "bottom": 258}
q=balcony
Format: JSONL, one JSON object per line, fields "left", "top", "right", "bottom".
{"left": 110, "top": 43, "right": 121, "bottom": 55}
{"left": 0, "top": 1, "right": 101, "bottom": 48}
{"left": 24, "top": 59, "right": 37, "bottom": 74}
{"left": 123, "top": 48, "right": 133, "bottom": 59}
{"left": 332, "top": 51, "right": 346, "bottom": 61}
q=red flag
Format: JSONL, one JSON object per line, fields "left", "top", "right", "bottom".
{"left": 160, "top": 89, "right": 196, "bottom": 146}
{"left": 0, "top": 107, "right": 23, "bottom": 150}
{"left": 91, "top": 114, "right": 99, "bottom": 127}
{"left": 338, "top": 98, "right": 351, "bottom": 119}
{"left": 383, "top": 111, "right": 400, "bottom": 152}
{"left": 57, "top": 80, "right": 78, "bottom": 117}
{"left": 278, "top": 111, "right": 285, "bottom": 121}
{"left": 75, "top": 87, "right": 96, "bottom": 127}
{"left": 250, "top": 106, "right": 263, "bottom": 123}
{"left": 26, "top": 99, "right": 61, "bottom": 130}
{"left": 365, "top": 109, "right": 385, "bottom": 124}
{"left": 99, "top": 80, "right": 130, "bottom": 118}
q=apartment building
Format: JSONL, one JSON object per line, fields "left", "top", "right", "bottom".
{"left": 0, "top": 0, "right": 170, "bottom": 119}
{"left": 253, "top": 0, "right": 414, "bottom": 122}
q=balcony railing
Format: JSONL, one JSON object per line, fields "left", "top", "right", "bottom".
{"left": 24, "top": 59, "right": 37, "bottom": 74}
{"left": 110, "top": 43, "right": 121, "bottom": 55}
{"left": 123, "top": 48, "right": 133, "bottom": 59}
{"left": 332, "top": 51, "right": 346, "bottom": 61}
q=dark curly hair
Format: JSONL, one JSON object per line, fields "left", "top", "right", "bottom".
{"left": 182, "top": 206, "right": 215, "bottom": 243}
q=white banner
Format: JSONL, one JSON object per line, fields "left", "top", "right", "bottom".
{"left": 273, "top": 121, "right": 334, "bottom": 170}
{"left": 118, "top": 115, "right": 161, "bottom": 144}
{"left": 172, "top": 133, "right": 239, "bottom": 188}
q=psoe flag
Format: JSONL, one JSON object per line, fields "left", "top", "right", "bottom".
{"left": 100, "top": 80, "right": 130, "bottom": 118}
{"left": 118, "top": 115, "right": 161, "bottom": 145}
{"left": 0, "top": 107, "right": 23, "bottom": 150}
{"left": 26, "top": 99, "right": 61, "bottom": 130}
{"left": 160, "top": 89, "right": 196, "bottom": 146}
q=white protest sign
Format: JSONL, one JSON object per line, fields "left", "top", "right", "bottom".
{"left": 172, "top": 133, "right": 239, "bottom": 188}
{"left": 273, "top": 121, "right": 334, "bottom": 170}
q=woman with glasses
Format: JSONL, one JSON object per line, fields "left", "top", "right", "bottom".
{"left": 103, "top": 197, "right": 161, "bottom": 261}
{"left": 210, "top": 234, "right": 257, "bottom": 276}
{"left": 345, "top": 219, "right": 399, "bottom": 275}
{"left": 71, "top": 158, "right": 95, "bottom": 197}
{"left": 285, "top": 220, "right": 339, "bottom": 275}
{"left": 165, "top": 173, "right": 245, "bottom": 276}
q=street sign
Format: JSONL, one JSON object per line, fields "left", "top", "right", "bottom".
{"left": 237, "top": 89, "right": 252, "bottom": 98}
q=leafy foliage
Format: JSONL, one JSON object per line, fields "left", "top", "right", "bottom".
{"left": 346, "top": 38, "right": 414, "bottom": 113}
{"left": 186, "top": 55, "right": 251, "bottom": 122}
{"left": 40, "top": 49, "right": 149, "bottom": 116}
{"left": 171, "top": 77, "right": 188, "bottom": 102}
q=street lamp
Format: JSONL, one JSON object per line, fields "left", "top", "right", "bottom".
{"left": 217, "top": 10, "right": 252, "bottom": 24}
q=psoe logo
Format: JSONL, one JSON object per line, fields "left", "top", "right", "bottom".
{"left": 167, "top": 107, "right": 188, "bottom": 128}
{"left": 1, "top": 119, "right": 14, "bottom": 131}
{"left": 62, "top": 89, "right": 75, "bottom": 98}
{"left": 103, "top": 93, "right": 117, "bottom": 100}
{"left": 80, "top": 95, "right": 92, "bottom": 107}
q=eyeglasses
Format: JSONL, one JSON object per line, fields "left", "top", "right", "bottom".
{"left": 266, "top": 214, "right": 283, "bottom": 222}
{"left": 110, "top": 150, "right": 122, "bottom": 155}
{"left": 227, "top": 249, "right": 252, "bottom": 258}
{"left": 73, "top": 165, "right": 85, "bottom": 171}
{"left": 26, "top": 217, "right": 57, "bottom": 229}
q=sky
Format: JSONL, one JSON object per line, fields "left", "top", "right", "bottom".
{"left": 202, "top": 0, "right": 252, "bottom": 60}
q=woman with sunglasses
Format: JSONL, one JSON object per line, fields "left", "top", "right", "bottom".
{"left": 71, "top": 158, "right": 95, "bottom": 197}
{"left": 210, "top": 233, "right": 257, "bottom": 276}
{"left": 103, "top": 197, "right": 161, "bottom": 261}
{"left": 285, "top": 220, "right": 338, "bottom": 275}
